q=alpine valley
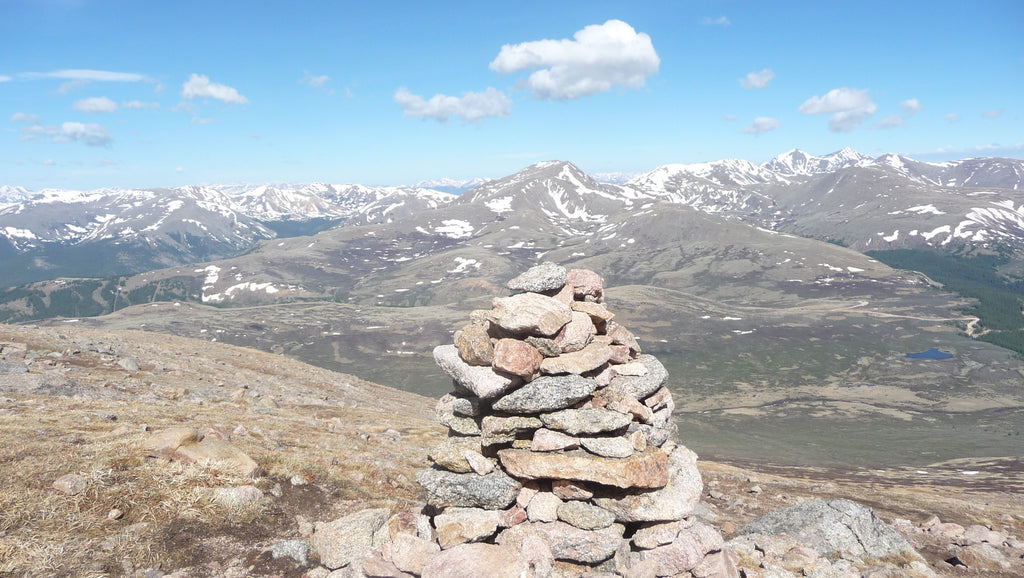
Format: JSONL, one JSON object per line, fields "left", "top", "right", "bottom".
{"left": 3, "top": 148, "right": 1024, "bottom": 470}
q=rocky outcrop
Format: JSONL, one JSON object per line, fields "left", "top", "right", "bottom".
{"left": 740, "top": 498, "right": 920, "bottom": 560}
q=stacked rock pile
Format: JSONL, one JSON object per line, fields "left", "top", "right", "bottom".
{"left": 409, "top": 263, "right": 738, "bottom": 577}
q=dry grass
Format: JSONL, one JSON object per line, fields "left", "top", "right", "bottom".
{"left": 0, "top": 323, "right": 444, "bottom": 576}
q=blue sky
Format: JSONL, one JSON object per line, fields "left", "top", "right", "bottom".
{"left": 1, "top": 0, "right": 1021, "bottom": 190}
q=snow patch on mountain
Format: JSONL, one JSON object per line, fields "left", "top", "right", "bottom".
{"left": 435, "top": 220, "right": 474, "bottom": 239}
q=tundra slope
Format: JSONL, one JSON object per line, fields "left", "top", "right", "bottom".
{"left": 24, "top": 159, "right": 1023, "bottom": 472}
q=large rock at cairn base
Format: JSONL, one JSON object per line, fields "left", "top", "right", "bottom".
{"left": 417, "top": 468, "right": 521, "bottom": 510}
{"left": 433, "top": 344, "right": 515, "bottom": 400}
{"left": 497, "top": 520, "right": 625, "bottom": 564}
{"left": 312, "top": 507, "right": 391, "bottom": 570}
{"left": 420, "top": 542, "right": 533, "bottom": 578}
{"left": 740, "top": 498, "right": 921, "bottom": 560}
{"left": 498, "top": 448, "right": 669, "bottom": 489}
{"left": 593, "top": 444, "right": 703, "bottom": 522}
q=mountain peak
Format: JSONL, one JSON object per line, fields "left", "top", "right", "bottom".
{"left": 763, "top": 148, "right": 870, "bottom": 176}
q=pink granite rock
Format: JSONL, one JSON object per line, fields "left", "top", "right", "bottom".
{"left": 566, "top": 269, "right": 604, "bottom": 300}
{"left": 492, "top": 338, "right": 543, "bottom": 379}
{"left": 488, "top": 293, "right": 573, "bottom": 337}
{"left": 498, "top": 448, "right": 669, "bottom": 489}
{"left": 555, "top": 311, "right": 597, "bottom": 354}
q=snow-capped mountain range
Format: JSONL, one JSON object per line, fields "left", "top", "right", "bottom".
{"left": 2, "top": 148, "right": 1023, "bottom": 288}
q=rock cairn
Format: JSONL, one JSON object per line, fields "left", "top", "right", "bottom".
{"left": 408, "top": 263, "right": 737, "bottom": 577}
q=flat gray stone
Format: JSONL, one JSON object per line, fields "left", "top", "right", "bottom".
{"left": 436, "top": 392, "right": 484, "bottom": 418}
{"left": 481, "top": 415, "right": 543, "bottom": 445}
{"left": 417, "top": 467, "right": 521, "bottom": 510}
{"left": 740, "top": 498, "right": 922, "bottom": 560}
{"left": 507, "top": 262, "right": 567, "bottom": 293}
{"left": 580, "top": 436, "right": 635, "bottom": 458}
{"left": 604, "top": 354, "right": 668, "bottom": 400}
{"left": 557, "top": 501, "right": 616, "bottom": 530}
{"left": 540, "top": 408, "right": 632, "bottom": 435}
{"left": 0, "top": 361, "right": 27, "bottom": 374}
{"left": 491, "top": 374, "right": 599, "bottom": 414}
{"left": 434, "top": 344, "right": 515, "bottom": 400}
{"left": 436, "top": 401, "right": 481, "bottom": 436}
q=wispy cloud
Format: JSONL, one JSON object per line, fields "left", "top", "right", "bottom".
{"left": 19, "top": 69, "right": 151, "bottom": 93}
{"left": 73, "top": 96, "right": 118, "bottom": 113}
{"left": 122, "top": 100, "right": 160, "bottom": 110}
{"left": 983, "top": 108, "right": 1005, "bottom": 118}
{"left": 871, "top": 98, "right": 921, "bottom": 129}
{"left": 740, "top": 69, "right": 774, "bottom": 89}
{"left": 0, "top": 75, "right": 11, "bottom": 82}
{"left": 743, "top": 117, "right": 779, "bottom": 135}
{"left": 10, "top": 112, "right": 41, "bottom": 124}
{"left": 394, "top": 87, "right": 511, "bottom": 123}
{"left": 702, "top": 16, "right": 731, "bottom": 26}
{"left": 798, "top": 87, "right": 877, "bottom": 132}
{"left": 300, "top": 71, "right": 333, "bottom": 94}
{"left": 181, "top": 74, "right": 249, "bottom": 104}
{"left": 871, "top": 114, "right": 904, "bottom": 130}
{"left": 944, "top": 113, "right": 961, "bottom": 123}
{"left": 490, "top": 20, "right": 659, "bottom": 100}
{"left": 20, "top": 121, "right": 113, "bottom": 147}
{"left": 24, "top": 69, "right": 147, "bottom": 82}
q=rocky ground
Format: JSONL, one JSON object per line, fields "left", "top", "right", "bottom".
{"left": 1, "top": 322, "right": 1022, "bottom": 577}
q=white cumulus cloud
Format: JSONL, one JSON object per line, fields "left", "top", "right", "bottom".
{"left": 73, "top": 96, "right": 118, "bottom": 113}
{"left": 798, "top": 87, "right": 877, "bottom": 132}
{"left": 394, "top": 87, "right": 512, "bottom": 123}
{"left": 489, "top": 19, "right": 659, "bottom": 100}
{"left": 740, "top": 69, "right": 774, "bottom": 90}
{"left": 182, "top": 74, "right": 249, "bottom": 104}
{"left": 900, "top": 98, "right": 922, "bottom": 115}
{"left": 743, "top": 117, "right": 779, "bottom": 135}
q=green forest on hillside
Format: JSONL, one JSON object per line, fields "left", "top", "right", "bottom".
{"left": 867, "top": 249, "right": 1024, "bottom": 355}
